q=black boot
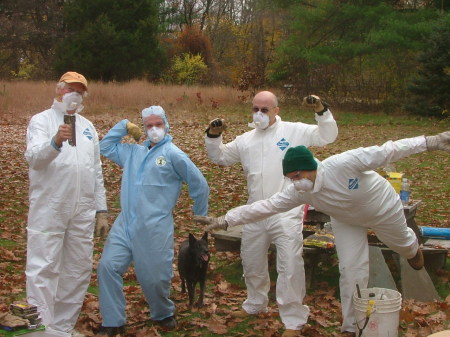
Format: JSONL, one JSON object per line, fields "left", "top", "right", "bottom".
{"left": 156, "top": 315, "right": 177, "bottom": 329}
{"left": 95, "top": 326, "right": 125, "bottom": 337}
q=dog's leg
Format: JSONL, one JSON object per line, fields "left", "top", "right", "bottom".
{"left": 181, "top": 278, "right": 186, "bottom": 293}
{"left": 187, "top": 281, "right": 195, "bottom": 308}
{"left": 195, "top": 279, "right": 205, "bottom": 307}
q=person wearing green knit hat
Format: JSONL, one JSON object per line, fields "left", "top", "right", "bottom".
{"left": 281, "top": 146, "right": 319, "bottom": 194}
{"left": 195, "top": 131, "right": 450, "bottom": 337}
{"left": 282, "top": 145, "right": 318, "bottom": 174}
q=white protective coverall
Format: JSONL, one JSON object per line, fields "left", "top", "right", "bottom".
{"left": 205, "top": 112, "right": 338, "bottom": 329}
{"left": 25, "top": 99, "right": 107, "bottom": 332}
{"left": 225, "top": 136, "right": 426, "bottom": 333}
{"left": 98, "top": 119, "right": 209, "bottom": 327}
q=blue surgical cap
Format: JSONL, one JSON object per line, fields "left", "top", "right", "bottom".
{"left": 141, "top": 105, "right": 169, "bottom": 132}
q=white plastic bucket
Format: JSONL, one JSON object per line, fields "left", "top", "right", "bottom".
{"left": 353, "top": 287, "right": 402, "bottom": 337}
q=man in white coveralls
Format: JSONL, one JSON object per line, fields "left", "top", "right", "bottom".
{"left": 203, "top": 91, "right": 338, "bottom": 337}
{"left": 195, "top": 131, "right": 450, "bottom": 337}
{"left": 25, "top": 72, "right": 108, "bottom": 337}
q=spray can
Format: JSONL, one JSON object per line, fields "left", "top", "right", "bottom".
{"left": 64, "top": 114, "right": 76, "bottom": 146}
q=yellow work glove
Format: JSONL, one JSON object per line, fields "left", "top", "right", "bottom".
{"left": 206, "top": 118, "right": 227, "bottom": 137}
{"left": 95, "top": 212, "right": 109, "bottom": 238}
{"left": 126, "top": 122, "right": 143, "bottom": 142}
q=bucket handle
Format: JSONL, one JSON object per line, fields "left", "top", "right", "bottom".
{"left": 355, "top": 300, "right": 376, "bottom": 337}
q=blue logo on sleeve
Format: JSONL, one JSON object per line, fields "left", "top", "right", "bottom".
{"left": 83, "top": 128, "right": 93, "bottom": 140}
{"left": 348, "top": 178, "right": 359, "bottom": 190}
{"left": 277, "top": 138, "right": 289, "bottom": 151}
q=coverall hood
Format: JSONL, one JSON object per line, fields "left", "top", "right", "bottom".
{"left": 142, "top": 106, "right": 170, "bottom": 133}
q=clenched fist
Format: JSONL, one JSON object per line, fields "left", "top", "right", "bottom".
{"left": 206, "top": 118, "right": 227, "bottom": 137}
{"left": 302, "top": 95, "right": 330, "bottom": 115}
{"left": 193, "top": 215, "right": 228, "bottom": 231}
{"left": 426, "top": 131, "right": 450, "bottom": 152}
{"left": 126, "top": 122, "right": 143, "bottom": 142}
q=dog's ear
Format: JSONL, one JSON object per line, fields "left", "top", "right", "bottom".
{"left": 189, "top": 233, "right": 196, "bottom": 246}
{"left": 201, "top": 231, "right": 208, "bottom": 243}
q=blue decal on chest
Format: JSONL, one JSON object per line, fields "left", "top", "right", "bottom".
{"left": 277, "top": 138, "right": 289, "bottom": 151}
{"left": 348, "top": 178, "right": 359, "bottom": 190}
{"left": 83, "top": 128, "right": 93, "bottom": 140}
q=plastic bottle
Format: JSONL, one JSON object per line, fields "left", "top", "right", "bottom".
{"left": 400, "top": 178, "right": 410, "bottom": 206}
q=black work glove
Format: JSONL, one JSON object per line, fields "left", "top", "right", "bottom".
{"left": 205, "top": 118, "right": 227, "bottom": 138}
{"left": 303, "top": 95, "right": 330, "bottom": 116}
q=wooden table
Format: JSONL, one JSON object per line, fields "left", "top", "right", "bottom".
{"left": 403, "top": 200, "right": 424, "bottom": 244}
{"left": 211, "top": 200, "right": 435, "bottom": 280}
{"left": 304, "top": 200, "right": 425, "bottom": 243}
{"left": 212, "top": 200, "right": 424, "bottom": 251}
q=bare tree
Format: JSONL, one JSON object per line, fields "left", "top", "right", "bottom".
{"left": 0, "top": 0, "right": 65, "bottom": 78}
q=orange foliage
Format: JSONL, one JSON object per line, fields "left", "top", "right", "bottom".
{"left": 177, "top": 25, "right": 213, "bottom": 66}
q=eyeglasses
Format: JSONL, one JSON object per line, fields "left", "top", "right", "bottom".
{"left": 252, "top": 106, "right": 272, "bottom": 113}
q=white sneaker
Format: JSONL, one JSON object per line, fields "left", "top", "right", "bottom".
{"left": 45, "top": 327, "right": 71, "bottom": 336}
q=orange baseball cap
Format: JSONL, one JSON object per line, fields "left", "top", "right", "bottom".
{"left": 59, "top": 71, "right": 88, "bottom": 90}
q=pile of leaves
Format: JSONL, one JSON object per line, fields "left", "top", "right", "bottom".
{"left": 0, "top": 112, "right": 449, "bottom": 336}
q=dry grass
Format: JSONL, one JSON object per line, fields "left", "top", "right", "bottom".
{"left": 0, "top": 80, "right": 256, "bottom": 124}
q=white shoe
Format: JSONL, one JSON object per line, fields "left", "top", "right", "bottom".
{"left": 45, "top": 327, "right": 72, "bottom": 337}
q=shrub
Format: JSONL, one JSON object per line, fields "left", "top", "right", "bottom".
{"left": 170, "top": 53, "right": 208, "bottom": 85}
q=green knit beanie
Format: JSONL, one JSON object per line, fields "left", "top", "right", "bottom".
{"left": 282, "top": 146, "right": 318, "bottom": 176}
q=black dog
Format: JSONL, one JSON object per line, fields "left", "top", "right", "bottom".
{"left": 178, "top": 232, "right": 210, "bottom": 308}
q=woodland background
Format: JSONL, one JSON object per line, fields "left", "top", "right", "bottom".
{"left": 0, "top": 0, "right": 449, "bottom": 118}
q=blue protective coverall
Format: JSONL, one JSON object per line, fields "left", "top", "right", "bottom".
{"left": 98, "top": 119, "right": 209, "bottom": 327}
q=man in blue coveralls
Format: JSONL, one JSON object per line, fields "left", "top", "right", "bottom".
{"left": 96, "top": 106, "right": 209, "bottom": 336}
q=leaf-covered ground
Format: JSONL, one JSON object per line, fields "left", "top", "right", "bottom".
{"left": 0, "top": 110, "right": 449, "bottom": 336}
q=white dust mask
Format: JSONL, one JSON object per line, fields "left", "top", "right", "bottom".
{"left": 62, "top": 92, "right": 84, "bottom": 113}
{"left": 252, "top": 111, "right": 270, "bottom": 129}
{"left": 147, "top": 127, "right": 165, "bottom": 143}
{"left": 293, "top": 178, "right": 314, "bottom": 192}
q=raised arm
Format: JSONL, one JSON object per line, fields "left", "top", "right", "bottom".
{"left": 100, "top": 119, "right": 137, "bottom": 166}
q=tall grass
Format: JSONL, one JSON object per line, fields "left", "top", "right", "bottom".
{"left": 0, "top": 80, "right": 257, "bottom": 124}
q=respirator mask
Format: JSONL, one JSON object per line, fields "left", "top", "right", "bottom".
{"left": 252, "top": 111, "right": 270, "bottom": 129}
{"left": 293, "top": 178, "right": 314, "bottom": 192}
{"left": 147, "top": 127, "right": 165, "bottom": 143}
{"left": 62, "top": 92, "right": 84, "bottom": 113}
